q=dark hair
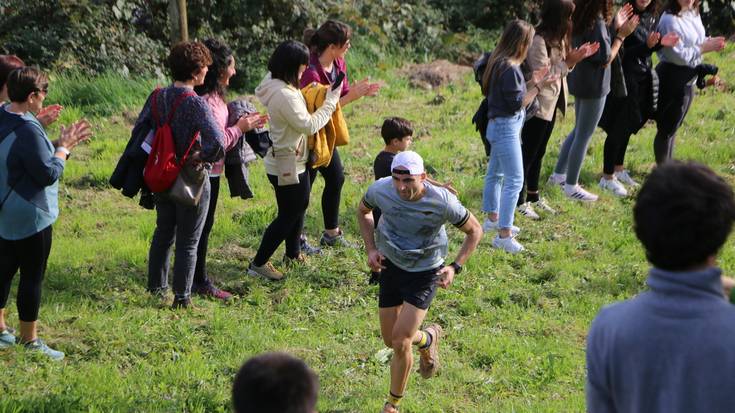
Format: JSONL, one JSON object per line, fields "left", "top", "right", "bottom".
{"left": 303, "top": 20, "right": 352, "bottom": 55}
{"left": 167, "top": 41, "right": 213, "bottom": 82}
{"left": 232, "top": 352, "right": 318, "bottom": 413}
{"left": 6, "top": 67, "right": 48, "bottom": 103}
{"left": 0, "top": 55, "right": 25, "bottom": 94}
{"left": 537, "top": 0, "right": 575, "bottom": 49}
{"left": 268, "top": 41, "right": 310, "bottom": 88}
{"left": 634, "top": 161, "right": 735, "bottom": 271}
{"left": 195, "top": 38, "right": 234, "bottom": 97}
{"left": 628, "top": 0, "right": 659, "bottom": 16}
{"left": 572, "top": 0, "right": 613, "bottom": 36}
{"left": 663, "top": 0, "right": 700, "bottom": 15}
{"left": 381, "top": 117, "right": 414, "bottom": 145}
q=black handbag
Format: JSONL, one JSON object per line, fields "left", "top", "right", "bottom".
{"left": 164, "top": 161, "right": 207, "bottom": 207}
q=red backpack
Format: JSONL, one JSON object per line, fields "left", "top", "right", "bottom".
{"left": 143, "top": 89, "right": 200, "bottom": 193}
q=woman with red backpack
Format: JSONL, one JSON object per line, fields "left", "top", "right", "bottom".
{"left": 139, "top": 41, "right": 225, "bottom": 309}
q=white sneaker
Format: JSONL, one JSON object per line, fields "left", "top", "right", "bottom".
{"left": 534, "top": 198, "right": 557, "bottom": 214}
{"left": 516, "top": 202, "right": 540, "bottom": 220}
{"left": 482, "top": 218, "right": 520, "bottom": 235}
{"left": 564, "top": 184, "right": 598, "bottom": 202}
{"left": 491, "top": 235, "right": 525, "bottom": 253}
{"left": 614, "top": 170, "right": 639, "bottom": 187}
{"left": 548, "top": 173, "right": 566, "bottom": 187}
{"left": 598, "top": 177, "right": 628, "bottom": 197}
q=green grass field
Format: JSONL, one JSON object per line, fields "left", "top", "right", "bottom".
{"left": 1, "top": 45, "right": 734, "bottom": 412}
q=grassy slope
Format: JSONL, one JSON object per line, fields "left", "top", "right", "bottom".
{"left": 1, "top": 45, "right": 734, "bottom": 412}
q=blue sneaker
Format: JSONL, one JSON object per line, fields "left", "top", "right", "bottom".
{"left": 0, "top": 328, "right": 16, "bottom": 348}
{"left": 24, "top": 338, "right": 65, "bottom": 361}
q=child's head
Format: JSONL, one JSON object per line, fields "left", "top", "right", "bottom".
{"left": 381, "top": 117, "right": 413, "bottom": 151}
{"left": 481, "top": 19, "right": 535, "bottom": 95}
{"left": 634, "top": 162, "right": 735, "bottom": 271}
{"left": 232, "top": 352, "right": 318, "bottom": 413}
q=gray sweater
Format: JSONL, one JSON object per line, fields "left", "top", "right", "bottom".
{"left": 486, "top": 61, "right": 525, "bottom": 119}
{"left": 586, "top": 266, "right": 735, "bottom": 413}
{"left": 568, "top": 16, "right": 613, "bottom": 99}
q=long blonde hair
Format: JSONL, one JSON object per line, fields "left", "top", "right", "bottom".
{"left": 481, "top": 20, "right": 535, "bottom": 96}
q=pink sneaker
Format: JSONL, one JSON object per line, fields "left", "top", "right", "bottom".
{"left": 193, "top": 283, "right": 233, "bottom": 301}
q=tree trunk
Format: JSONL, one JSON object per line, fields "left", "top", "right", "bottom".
{"left": 168, "top": 0, "right": 188, "bottom": 45}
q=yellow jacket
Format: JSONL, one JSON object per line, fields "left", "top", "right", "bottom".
{"left": 301, "top": 83, "right": 350, "bottom": 168}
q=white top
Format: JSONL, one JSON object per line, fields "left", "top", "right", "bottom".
{"left": 657, "top": 10, "right": 706, "bottom": 67}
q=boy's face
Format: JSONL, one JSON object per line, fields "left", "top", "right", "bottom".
{"left": 393, "top": 135, "right": 412, "bottom": 151}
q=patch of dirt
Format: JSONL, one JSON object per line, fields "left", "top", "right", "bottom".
{"left": 402, "top": 60, "right": 472, "bottom": 90}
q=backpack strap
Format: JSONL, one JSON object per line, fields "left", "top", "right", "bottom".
{"left": 150, "top": 88, "right": 195, "bottom": 128}
{"left": 179, "top": 131, "right": 201, "bottom": 166}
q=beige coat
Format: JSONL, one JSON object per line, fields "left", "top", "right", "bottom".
{"left": 526, "top": 34, "right": 570, "bottom": 122}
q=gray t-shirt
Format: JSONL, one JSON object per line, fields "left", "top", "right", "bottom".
{"left": 363, "top": 177, "right": 470, "bottom": 272}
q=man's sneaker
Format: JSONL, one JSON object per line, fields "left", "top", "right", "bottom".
{"left": 614, "top": 170, "right": 639, "bottom": 187}
{"left": 548, "top": 173, "right": 566, "bottom": 187}
{"left": 0, "top": 328, "right": 16, "bottom": 348}
{"left": 491, "top": 235, "right": 525, "bottom": 253}
{"left": 248, "top": 262, "right": 284, "bottom": 281}
{"left": 24, "top": 338, "right": 64, "bottom": 361}
{"left": 564, "top": 184, "right": 598, "bottom": 202}
{"left": 599, "top": 177, "right": 628, "bottom": 197}
{"left": 482, "top": 218, "right": 520, "bottom": 235}
{"left": 192, "top": 282, "right": 233, "bottom": 302}
{"left": 418, "top": 324, "right": 443, "bottom": 379}
{"left": 534, "top": 198, "right": 557, "bottom": 214}
{"left": 320, "top": 230, "right": 359, "bottom": 248}
{"left": 516, "top": 202, "right": 540, "bottom": 220}
{"left": 299, "top": 236, "right": 322, "bottom": 256}
{"left": 382, "top": 403, "right": 399, "bottom": 413}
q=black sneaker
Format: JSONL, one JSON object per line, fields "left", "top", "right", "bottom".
{"left": 171, "top": 297, "right": 193, "bottom": 309}
{"left": 299, "top": 235, "right": 322, "bottom": 256}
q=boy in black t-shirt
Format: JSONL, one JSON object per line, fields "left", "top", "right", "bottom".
{"left": 368, "top": 117, "right": 456, "bottom": 284}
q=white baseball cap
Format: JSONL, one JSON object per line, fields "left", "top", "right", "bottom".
{"left": 391, "top": 151, "right": 425, "bottom": 175}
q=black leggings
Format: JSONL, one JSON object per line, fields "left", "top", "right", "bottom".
{"left": 0, "top": 225, "right": 53, "bottom": 322}
{"left": 308, "top": 147, "right": 345, "bottom": 230}
{"left": 193, "top": 176, "right": 220, "bottom": 286}
{"left": 253, "top": 172, "right": 311, "bottom": 266}
{"left": 518, "top": 112, "right": 557, "bottom": 205}
{"left": 602, "top": 122, "right": 633, "bottom": 175}
{"left": 654, "top": 84, "right": 695, "bottom": 164}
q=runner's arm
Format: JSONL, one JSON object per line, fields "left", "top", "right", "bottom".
{"left": 452, "top": 211, "right": 483, "bottom": 266}
{"left": 357, "top": 199, "right": 377, "bottom": 252}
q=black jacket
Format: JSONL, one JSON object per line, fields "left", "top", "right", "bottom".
{"left": 109, "top": 118, "right": 154, "bottom": 209}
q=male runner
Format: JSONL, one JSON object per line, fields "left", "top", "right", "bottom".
{"left": 357, "top": 151, "right": 482, "bottom": 412}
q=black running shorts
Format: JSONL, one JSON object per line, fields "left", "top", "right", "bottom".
{"left": 378, "top": 259, "right": 441, "bottom": 310}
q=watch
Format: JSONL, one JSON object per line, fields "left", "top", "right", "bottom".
{"left": 449, "top": 262, "right": 462, "bottom": 275}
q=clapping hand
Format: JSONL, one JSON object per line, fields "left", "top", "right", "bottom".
{"left": 660, "top": 32, "right": 680, "bottom": 47}
{"left": 614, "top": 2, "right": 634, "bottom": 30}
{"left": 58, "top": 119, "right": 92, "bottom": 151}
{"left": 567, "top": 42, "right": 601, "bottom": 66}
{"left": 37, "top": 104, "right": 63, "bottom": 127}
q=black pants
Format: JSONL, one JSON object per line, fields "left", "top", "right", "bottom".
{"left": 654, "top": 84, "right": 695, "bottom": 164}
{"left": 308, "top": 147, "right": 345, "bottom": 231}
{"left": 602, "top": 121, "right": 633, "bottom": 175}
{"left": 193, "top": 176, "right": 220, "bottom": 287}
{"left": 0, "top": 225, "right": 53, "bottom": 322}
{"left": 253, "top": 172, "right": 311, "bottom": 266}
{"left": 518, "top": 112, "right": 557, "bottom": 205}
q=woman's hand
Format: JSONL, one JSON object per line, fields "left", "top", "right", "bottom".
{"left": 614, "top": 2, "right": 634, "bottom": 30}
{"left": 236, "top": 112, "right": 263, "bottom": 133}
{"left": 531, "top": 65, "right": 550, "bottom": 86}
{"left": 566, "top": 42, "right": 600, "bottom": 66}
{"left": 701, "top": 36, "right": 726, "bottom": 53}
{"left": 37, "top": 104, "right": 63, "bottom": 127}
{"left": 617, "top": 15, "right": 640, "bottom": 39}
{"left": 647, "top": 32, "right": 661, "bottom": 48}
{"left": 660, "top": 32, "right": 680, "bottom": 48}
{"left": 57, "top": 119, "right": 93, "bottom": 151}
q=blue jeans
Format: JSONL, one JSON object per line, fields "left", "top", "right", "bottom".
{"left": 482, "top": 111, "right": 525, "bottom": 229}
{"left": 554, "top": 96, "right": 607, "bottom": 185}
